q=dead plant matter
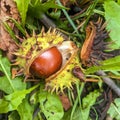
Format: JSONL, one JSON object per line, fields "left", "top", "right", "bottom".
{"left": 80, "top": 18, "right": 120, "bottom": 67}
{"left": 0, "top": 0, "right": 20, "bottom": 60}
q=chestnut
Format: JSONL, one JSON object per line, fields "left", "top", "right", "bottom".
{"left": 14, "top": 27, "right": 80, "bottom": 93}
{"left": 30, "top": 46, "right": 62, "bottom": 78}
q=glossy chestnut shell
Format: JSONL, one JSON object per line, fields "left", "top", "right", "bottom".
{"left": 30, "top": 46, "right": 62, "bottom": 78}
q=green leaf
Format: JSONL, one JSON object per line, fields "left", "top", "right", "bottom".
{"left": 80, "top": 90, "right": 100, "bottom": 120}
{"left": 25, "top": 16, "right": 37, "bottom": 31}
{"left": 62, "top": 90, "right": 100, "bottom": 120}
{"left": 8, "top": 111, "right": 20, "bottom": 120}
{"left": 14, "top": 0, "right": 30, "bottom": 26}
{"left": 0, "top": 56, "right": 15, "bottom": 94}
{"left": 107, "top": 98, "right": 120, "bottom": 119}
{"left": 12, "top": 77, "right": 26, "bottom": 91}
{"left": 47, "top": 10, "right": 61, "bottom": 20}
{"left": 35, "top": 87, "right": 64, "bottom": 120}
{"left": 61, "top": 109, "right": 71, "bottom": 120}
{"left": 117, "top": 0, "right": 120, "bottom": 4}
{"left": 17, "top": 97, "right": 34, "bottom": 120}
{"left": 28, "top": 0, "right": 65, "bottom": 19}
{"left": 104, "top": 1, "right": 120, "bottom": 49}
{"left": 0, "top": 84, "right": 39, "bottom": 113}
{"left": 85, "top": 56, "right": 120, "bottom": 74}
{"left": 0, "top": 56, "right": 26, "bottom": 94}
{"left": 62, "top": 108, "right": 82, "bottom": 120}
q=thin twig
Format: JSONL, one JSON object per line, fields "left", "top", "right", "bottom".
{"left": 40, "top": 14, "right": 69, "bottom": 39}
{"left": 40, "top": 14, "right": 56, "bottom": 28}
{"left": 96, "top": 70, "right": 120, "bottom": 97}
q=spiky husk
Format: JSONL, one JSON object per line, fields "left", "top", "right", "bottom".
{"left": 15, "top": 29, "right": 64, "bottom": 76}
{"left": 80, "top": 18, "right": 110, "bottom": 67}
{"left": 15, "top": 28, "right": 80, "bottom": 93}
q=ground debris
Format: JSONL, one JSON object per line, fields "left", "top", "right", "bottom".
{"left": 0, "top": 0, "right": 20, "bottom": 60}
{"left": 59, "top": 93, "right": 71, "bottom": 111}
{"left": 90, "top": 86, "right": 114, "bottom": 120}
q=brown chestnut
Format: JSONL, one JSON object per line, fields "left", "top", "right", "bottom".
{"left": 30, "top": 46, "right": 62, "bottom": 78}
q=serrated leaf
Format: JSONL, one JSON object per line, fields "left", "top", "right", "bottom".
{"left": 0, "top": 84, "right": 39, "bottom": 113}
{"left": 104, "top": 1, "right": 120, "bottom": 49}
{"left": 85, "top": 56, "right": 120, "bottom": 74}
{"left": 35, "top": 87, "right": 64, "bottom": 120}
{"left": 107, "top": 98, "right": 120, "bottom": 119}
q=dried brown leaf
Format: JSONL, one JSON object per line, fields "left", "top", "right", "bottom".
{"left": 59, "top": 93, "right": 71, "bottom": 111}
{"left": 0, "top": 0, "right": 20, "bottom": 60}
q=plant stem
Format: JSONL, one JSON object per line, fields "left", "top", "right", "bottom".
{"left": 96, "top": 70, "right": 120, "bottom": 97}
{"left": 70, "top": 82, "right": 85, "bottom": 120}
{"left": 3, "top": 22, "right": 18, "bottom": 42}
